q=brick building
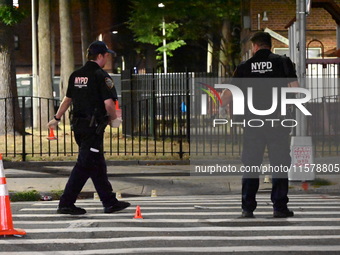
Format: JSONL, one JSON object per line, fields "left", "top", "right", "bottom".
{"left": 240, "top": 0, "right": 340, "bottom": 60}
{"left": 13, "top": 1, "right": 340, "bottom": 75}
{"left": 240, "top": 0, "right": 340, "bottom": 138}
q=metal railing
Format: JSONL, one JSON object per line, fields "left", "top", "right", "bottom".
{"left": 307, "top": 95, "right": 340, "bottom": 156}
{"left": 1, "top": 70, "right": 339, "bottom": 161}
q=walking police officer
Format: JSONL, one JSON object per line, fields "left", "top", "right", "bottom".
{"left": 221, "top": 32, "right": 298, "bottom": 218}
{"left": 48, "top": 41, "right": 130, "bottom": 215}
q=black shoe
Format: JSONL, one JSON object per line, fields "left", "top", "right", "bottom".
{"left": 57, "top": 205, "right": 86, "bottom": 215}
{"left": 241, "top": 211, "right": 255, "bottom": 218}
{"left": 273, "top": 209, "right": 294, "bottom": 218}
{"left": 104, "top": 201, "right": 131, "bottom": 213}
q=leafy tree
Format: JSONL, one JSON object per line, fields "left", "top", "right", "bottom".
{"left": 128, "top": 0, "right": 241, "bottom": 74}
{"left": 0, "top": 2, "right": 25, "bottom": 25}
{"left": 128, "top": 0, "right": 186, "bottom": 68}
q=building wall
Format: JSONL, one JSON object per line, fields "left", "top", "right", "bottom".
{"left": 14, "top": 0, "right": 116, "bottom": 75}
{"left": 241, "top": 0, "right": 340, "bottom": 59}
{"left": 13, "top": 0, "right": 35, "bottom": 74}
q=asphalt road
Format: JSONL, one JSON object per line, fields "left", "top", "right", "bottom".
{"left": 2, "top": 193, "right": 340, "bottom": 254}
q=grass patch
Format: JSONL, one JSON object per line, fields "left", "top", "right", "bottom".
{"left": 311, "top": 178, "right": 332, "bottom": 188}
{"left": 10, "top": 190, "right": 41, "bottom": 202}
{"left": 1, "top": 125, "right": 192, "bottom": 161}
{"left": 50, "top": 189, "right": 64, "bottom": 200}
{"left": 2, "top": 124, "right": 338, "bottom": 162}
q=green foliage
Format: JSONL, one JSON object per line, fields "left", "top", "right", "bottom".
{"left": 0, "top": 5, "right": 26, "bottom": 26}
{"left": 128, "top": 0, "right": 241, "bottom": 70}
{"left": 312, "top": 178, "right": 332, "bottom": 187}
{"left": 129, "top": 2, "right": 187, "bottom": 58}
{"left": 10, "top": 190, "right": 41, "bottom": 202}
{"left": 156, "top": 40, "right": 186, "bottom": 59}
{"left": 50, "top": 189, "right": 64, "bottom": 200}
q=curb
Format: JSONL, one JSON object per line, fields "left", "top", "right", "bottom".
{"left": 10, "top": 186, "right": 340, "bottom": 203}
{"left": 3, "top": 160, "right": 191, "bottom": 169}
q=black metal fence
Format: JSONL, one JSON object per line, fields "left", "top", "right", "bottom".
{"left": 307, "top": 95, "right": 340, "bottom": 156}
{"left": 1, "top": 70, "right": 339, "bottom": 161}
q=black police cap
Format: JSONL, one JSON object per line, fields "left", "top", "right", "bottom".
{"left": 87, "top": 41, "right": 116, "bottom": 57}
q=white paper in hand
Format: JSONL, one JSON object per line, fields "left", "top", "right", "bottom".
{"left": 111, "top": 118, "right": 122, "bottom": 128}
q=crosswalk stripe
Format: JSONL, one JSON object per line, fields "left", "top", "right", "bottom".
{"left": 31, "top": 201, "right": 340, "bottom": 206}
{"left": 31, "top": 194, "right": 340, "bottom": 202}
{"left": 23, "top": 226, "right": 340, "bottom": 233}
{"left": 12, "top": 211, "right": 340, "bottom": 218}
{"left": 20, "top": 204, "right": 340, "bottom": 211}
{"left": 13, "top": 217, "right": 340, "bottom": 225}
{"left": 7, "top": 194, "right": 340, "bottom": 254}
{"left": 32, "top": 197, "right": 340, "bottom": 204}
{"left": 1, "top": 235, "right": 340, "bottom": 245}
{"left": 2, "top": 245, "right": 340, "bottom": 254}
{"left": 102, "top": 195, "right": 339, "bottom": 199}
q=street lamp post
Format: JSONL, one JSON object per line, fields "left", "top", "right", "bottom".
{"left": 288, "top": 0, "right": 314, "bottom": 182}
{"left": 31, "top": 0, "right": 37, "bottom": 93}
{"left": 158, "top": 3, "right": 167, "bottom": 74}
{"left": 31, "top": 0, "right": 39, "bottom": 128}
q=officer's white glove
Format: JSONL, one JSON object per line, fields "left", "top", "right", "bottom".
{"left": 219, "top": 106, "right": 227, "bottom": 118}
{"left": 110, "top": 117, "right": 122, "bottom": 128}
{"left": 116, "top": 109, "right": 122, "bottom": 118}
{"left": 47, "top": 118, "right": 60, "bottom": 129}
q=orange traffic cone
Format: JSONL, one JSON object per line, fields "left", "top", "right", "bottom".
{"left": 115, "top": 101, "right": 122, "bottom": 118}
{"left": 47, "top": 127, "right": 57, "bottom": 140}
{"left": 133, "top": 205, "right": 143, "bottom": 219}
{"left": 0, "top": 154, "right": 26, "bottom": 236}
{"left": 302, "top": 181, "right": 309, "bottom": 191}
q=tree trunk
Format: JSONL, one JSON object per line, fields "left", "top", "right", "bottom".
{"left": 219, "top": 19, "right": 231, "bottom": 77}
{"left": 145, "top": 44, "right": 158, "bottom": 71}
{"left": 79, "top": 0, "right": 91, "bottom": 65}
{"left": 211, "top": 34, "right": 221, "bottom": 75}
{"left": 0, "top": 0, "right": 24, "bottom": 135}
{"left": 59, "top": 0, "right": 74, "bottom": 99}
{"left": 38, "top": 0, "right": 54, "bottom": 126}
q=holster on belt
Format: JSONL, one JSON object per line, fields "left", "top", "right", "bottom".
{"left": 95, "top": 115, "right": 109, "bottom": 135}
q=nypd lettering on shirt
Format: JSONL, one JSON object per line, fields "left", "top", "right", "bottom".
{"left": 251, "top": 61, "right": 273, "bottom": 74}
{"left": 74, "top": 77, "right": 88, "bottom": 88}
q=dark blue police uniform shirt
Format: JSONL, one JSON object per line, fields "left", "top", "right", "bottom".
{"left": 66, "top": 61, "right": 117, "bottom": 118}
{"left": 232, "top": 49, "right": 297, "bottom": 120}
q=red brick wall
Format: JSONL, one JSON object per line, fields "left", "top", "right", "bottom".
{"left": 250, "top": 0, "right": 296, "bottom": 31}
{"left": 243, "top": 0, "right": 340, "bottom": 57}
{"left": 13, "top": 0, "right": 34, "bottom": 74}
{"left": 14, "top": 0, "right": 116, "bottom": 75}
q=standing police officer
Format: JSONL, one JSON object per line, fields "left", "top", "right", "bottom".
{"left": 48, "top": 41, "right": 130, "bottom": 215}
{"left": 221, "top": 32, "right": 298, "bottom": 218}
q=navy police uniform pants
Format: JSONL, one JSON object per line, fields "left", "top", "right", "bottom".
{"left": 241, "top": 125, "right": 291, "bottom": 213}
{"left": 59, "top": 120, "right": 117, "bottom": 208}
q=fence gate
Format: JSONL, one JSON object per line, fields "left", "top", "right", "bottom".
{"left": 306, "top": 58, "right": 340, "bottom": 156}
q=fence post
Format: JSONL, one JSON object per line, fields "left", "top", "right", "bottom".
{"left": 178, "top": 97, "right": 183, "bottom": 159}
{"left": 121, "top": 69, "right": 133, "bottom": 137}
{"left": 186, "top": 69, "right": 190, "bottom": 152}
{"left": 21, "top": 96, "right": 26, "bottom": 161}
{"left": 152, "top": 69, "right": 157, "bottom": 139}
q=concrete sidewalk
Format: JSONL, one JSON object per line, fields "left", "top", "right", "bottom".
{"left": 3, "top": 157, "right": 340, "bottom": 199}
